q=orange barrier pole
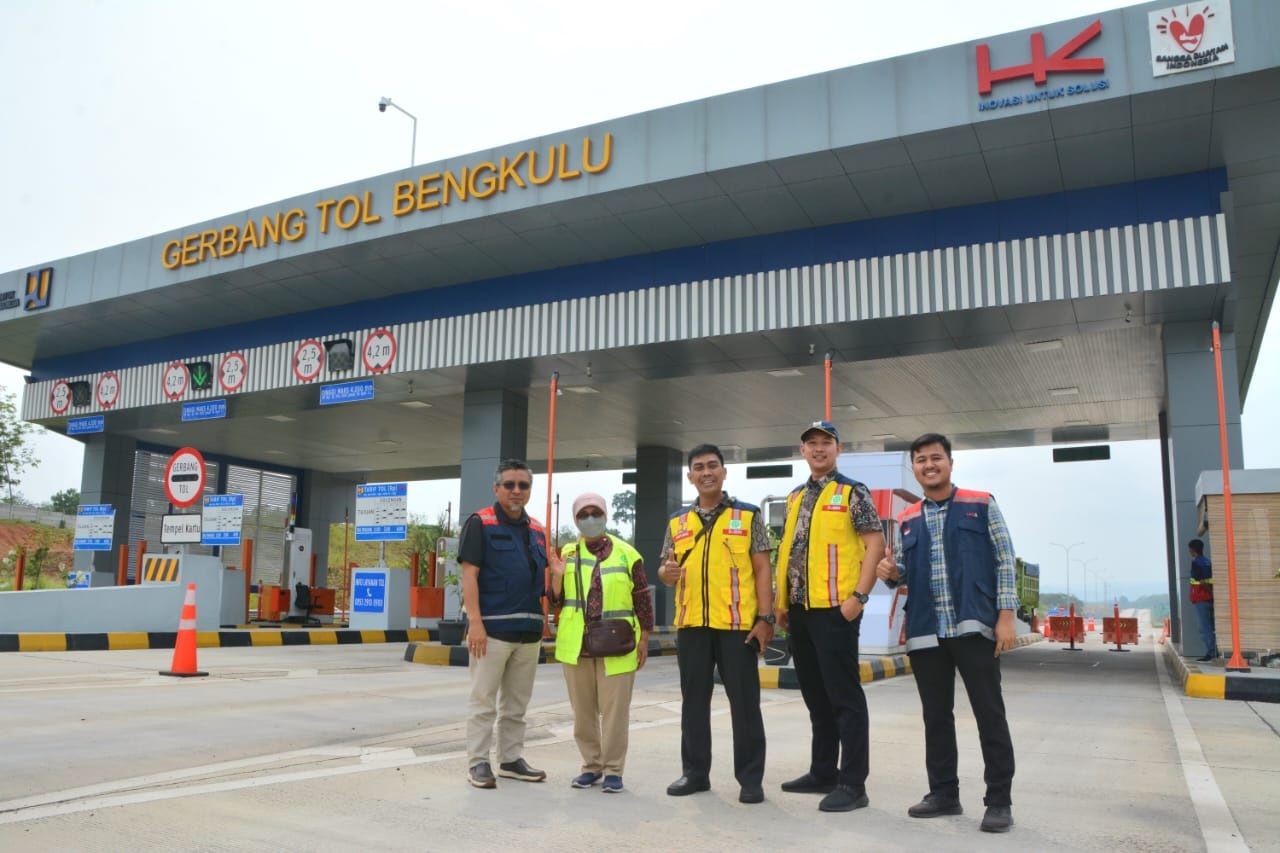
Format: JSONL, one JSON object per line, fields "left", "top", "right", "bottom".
{"left": 1065, "top": 602, "right": 1081, "bottom": 651}
{"left": 410, "top": 551, "right": 420, "bottom": 589}
{"left": 824, "top": 351, "right": 832, "bottom": 421}
{"left": 542, "top": 371, "right": 560, "bottom": 639}
{"left": 427, "top": 549, "right": 437, "bottom": 587}
{"left": 134, "top": 539, "right": 147, "bottom": 585}
{"left": 310, "top": 553, "right": 317, "bottom": 589}
{"left": 14, "top": 551, "right": 25, "bottom": 591}
{"left": 1112, "top": 602, "right": 1124, "bottom": 652}
{"left": 243, "top": 538, "right": 255, "bottom": 621}
{"left": 1211, "top": 322, "right": 1250, "bottom": 672}
{"left": 117, "top": 545, "right": 129, "bottom": 586}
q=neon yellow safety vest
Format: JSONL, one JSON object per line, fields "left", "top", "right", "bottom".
{"left": 555, "top": 535, "right": 642, "bottom": 675}
{"left": 775, "top": 476, "right": 868, "bottom": 609}
{"left": 667, "top": 502, "right": 761, "bottom": 630}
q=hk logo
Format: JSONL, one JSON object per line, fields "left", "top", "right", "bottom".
{"left": 976, "top": 20, "right": 1105, "bottom": 94}
{"left": 1155, "top": 6, "right": 1213, "bottom": 54}
{"left": 24, "top": 267, "right": 52, "bottom": 310}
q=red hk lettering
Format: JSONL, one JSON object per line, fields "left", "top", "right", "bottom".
{"left": 976, "top": 19, "right": 1105, "bottom": 95}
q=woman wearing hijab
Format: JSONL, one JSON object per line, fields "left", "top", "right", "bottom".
{"left": 549, "top": 492, "right": 654, "bottom": 793}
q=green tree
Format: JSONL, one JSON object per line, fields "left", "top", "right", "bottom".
{"left": 0, "top": 389, "right": 39, "bottom": 510}
{"left": 611, "top": 490, "right": 636, "bottom": 536}
{"left": 48, "top": 487, "right": 81, "bottom": 515}
{"left": 404, "top": 512, "right": 446, "bottom": 584}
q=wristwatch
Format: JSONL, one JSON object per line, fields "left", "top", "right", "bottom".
{"left": 755, "top": 613, "right": 776, "bottom": 625}
{"left": 851, "top": 591, "right": 869, "bottom": 605}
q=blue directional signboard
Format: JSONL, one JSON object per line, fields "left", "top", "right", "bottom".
{"left": 67, "top": 415, "right": 105, "bottom": 436}
{"left": 182, "top": 399, "right": 227, "bottom": 422}
{"left": 201, "top": 494, "right": 245, "bottom": 546}
{"left": 354, "top": 482, "right": 408, "bottom": 541}
{"left": 352, "top": 571, "right": 387, "bottom": 613}
{"left": 73, "top": 504, "right": 115, "bottom": 551}
{"left": 319, "top": 379, "right": 375, "bottom": 406}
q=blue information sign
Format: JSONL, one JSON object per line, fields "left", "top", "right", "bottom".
{"left": 352, "top": 571, "right": 387, "bottom": 613}
{"left": 354, "top": 482, "right": 408, "bottom": 541}
{"left": 320, "top": 379, "right": 375, "bottom": 406}
{"left": 201, "top": 493, "right": 245, "bottom": 546}
{"left": 181, "top": 399, "right": 227, "bottom": 422}
{"left": 67, "top": 415, "right": 105, "bottom": 435}
{"left": 73, "top": 504, "right": 115, "bottom": 551}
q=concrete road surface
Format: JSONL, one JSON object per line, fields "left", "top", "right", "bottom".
{"left": 0, "top": 640, "right": 1277, "bottom": 852}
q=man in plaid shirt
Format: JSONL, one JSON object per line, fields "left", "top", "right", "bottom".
{"left": 877, "top": 432, "right": 1018, "bottom": 834}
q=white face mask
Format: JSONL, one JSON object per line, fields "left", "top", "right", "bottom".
{"left": 576, "top": 516, "right": 607, "bottom": 538}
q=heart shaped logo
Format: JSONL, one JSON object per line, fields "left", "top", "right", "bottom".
{"left": 1169, "top": 14, "right": 1205, "bottom": 53}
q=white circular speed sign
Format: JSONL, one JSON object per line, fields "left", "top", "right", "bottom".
{"left": 96, "top": 372, "right": 120, "bottom": 409}
{"left": 362, "top": 328, "right": 397, "bottom": 374}
{"left": 162, "top": 361, "right": 189, "bottom": 400}
{"left": 164, "top": 446, "right": 206, "bottom": 508}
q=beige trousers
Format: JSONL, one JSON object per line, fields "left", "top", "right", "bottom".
{"left": 466, "top": 637, "right": 541, "bottom": 767}
{"left": 561, "top": 655, "right": 636, "bottom": 776}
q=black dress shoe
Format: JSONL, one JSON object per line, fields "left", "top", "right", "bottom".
{"left": 980, "top": 804, "right": 1014, "bottom": 833}
{"left": 818, "top": 785, "right": 869, "bottom": 812}
{"left": 1195, "top": 654, "right": 1213, "bottom": 662}
{"left": 739, "top": 786, "right": 765, "bottom": 804}
{"left": 666, "top": 775, "right": 711, "bottom": 796}
{"left": 780, "top": 772, "right": 837, "bottom": 794}
{"left": 908, "top": 792, "right": 963, "bottom": 818}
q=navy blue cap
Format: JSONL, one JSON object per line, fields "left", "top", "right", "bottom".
{"left": 801, "top": 420, "right": 839, "bottom": 442}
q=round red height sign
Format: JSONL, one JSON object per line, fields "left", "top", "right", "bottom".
{"left": 164, "top": 446, "right": 206, "bottom": 508}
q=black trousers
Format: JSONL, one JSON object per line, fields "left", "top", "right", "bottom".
{"left": 908, "top": 635, "right": 1015, "bottom": 806}
{"left": 676, "top": 626, "right": 765, "bottom": 788}
{"left": 788, "top": 605, "right": 868, "bottom": 791}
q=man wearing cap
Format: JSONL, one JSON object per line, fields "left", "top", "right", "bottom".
{"left": 658, "top": 443, "right": 774, "bottom": 804}
{"left": 774, "top": 420, "right": 885, "bottom": 813}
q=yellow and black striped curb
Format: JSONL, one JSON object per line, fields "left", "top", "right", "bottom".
{"left": 404, "top": 635, "right": 681, "bottom": 667}
{"left": 1161, "top": 640, "right": 1280, "bottom": 703}
{"left": 756, "top": 654, "right": 912, "bottom": 690}
{"left": 0, "top": 629, "right": 433, "bottom": 653}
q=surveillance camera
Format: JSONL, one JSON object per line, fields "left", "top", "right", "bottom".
{"left": 378, "top": 96, "right": 391, "bottom": 112}
{"left": 378, "top": 102, "right": 386, "bottom": 112}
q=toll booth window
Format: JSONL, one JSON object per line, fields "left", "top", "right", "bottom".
{"left": 325, "top": 339, "right": 354, "bottom": 372}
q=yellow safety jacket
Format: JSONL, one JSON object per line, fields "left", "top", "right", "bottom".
{"left": 667, "top": 501, "right": 761, "bottom": 630}
{"left": 775, "top": 474, "right": 869, "bottom": 609}
{"left": 555, "top": 535, "right": 642, "bottom": 675}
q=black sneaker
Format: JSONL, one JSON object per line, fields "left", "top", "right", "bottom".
{"left": 981, "top": 805, "right": 1014, "bottom": 833}
{"left": 498, "top": 758, "right": 547, "bottom": 782}
{"left": 467, "top": 762, "right": 496, "bottom": 789}
{"left": 818, "top": 785, "right": 869, "bottom": 812}
{"left": 908, "top": 792, "right": 963, "bottom": 818}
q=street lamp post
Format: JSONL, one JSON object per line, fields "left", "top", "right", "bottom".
{"left": 1088, "top": 568, "right": 1110, "bottom": 606}
{"left": 1073, "top": 556, "right": 1098, "bottom": 607}
{"left": 377, "top": 96, "right": 418, "bottom": 167}
{"left": 1049, "top": 541, "right": 1083, "bottom": 603}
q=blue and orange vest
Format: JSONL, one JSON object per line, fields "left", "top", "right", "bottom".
{"left": 473, "top": 506, "right": 548, "bottom": 635}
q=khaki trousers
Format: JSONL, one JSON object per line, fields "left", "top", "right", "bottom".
{"left": 561, "top": 655, "right": 636, "bottom": 776}
{"left": 466, "top": 637, "right": 541, "bottom": 767}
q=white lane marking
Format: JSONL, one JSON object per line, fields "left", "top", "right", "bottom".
{"left": 1156, "top": 649, "right": 1249, "bottom": 852}
{"left": 0, "top": 699, "right": 685, "bottom": 825}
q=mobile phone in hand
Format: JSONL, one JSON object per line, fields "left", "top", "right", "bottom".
{"left": 748, "top": 636, "right": 762, "bottom": 653}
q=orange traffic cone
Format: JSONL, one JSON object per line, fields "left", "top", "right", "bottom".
{"left": 161, "top": 583, "right": 208, "bottom": 678}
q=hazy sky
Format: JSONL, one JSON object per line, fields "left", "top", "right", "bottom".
{"left": 2, "top": 0, "right": 1276, "bottom": 601}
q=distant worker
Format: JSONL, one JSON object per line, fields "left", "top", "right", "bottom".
{"left": 549, "top": 492, "right": 654, "bottom": 793}
{"left": 774, "top": 420, "right": 885, "bottom": 813}
{"left": 1187, "top": 538, "right": 1218, "bottom": 662}
{"left": 459, "top": 459, "right": 562, "bottom": 789}
{"left": 658, "top": 443, "right": 774, "bottom": 805}
{"left": 876, "top": 433, "right": 1017, "bottom": 834}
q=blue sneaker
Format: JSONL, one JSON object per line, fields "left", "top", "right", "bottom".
{"left": 571, "top": 772, "right": 602, "bottom": 788}
{"left": 602, "top": 775, "right": 624, "bottom": 793}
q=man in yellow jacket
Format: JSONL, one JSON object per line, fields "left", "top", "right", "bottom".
{"left": 774, "top": 420, "right": 885, "bottom": 813}
{"left": 658, "top": 443, "right": 775, "bottom": 804}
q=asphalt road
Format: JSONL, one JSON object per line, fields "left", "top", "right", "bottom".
{"left": 1, "top": 640, "right": 1277, "bottom": 851}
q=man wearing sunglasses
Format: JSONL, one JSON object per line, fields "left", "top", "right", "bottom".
{"left": 458, "top": 458, "right": 563, "bottom": 789}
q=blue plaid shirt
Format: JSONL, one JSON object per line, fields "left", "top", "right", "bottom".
{"left": 892, "top": 491, "right": 1019, "bottom": 638}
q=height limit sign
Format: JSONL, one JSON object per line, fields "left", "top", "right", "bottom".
{"left": 165, "top": 447, "right": 207, "bottom": 508}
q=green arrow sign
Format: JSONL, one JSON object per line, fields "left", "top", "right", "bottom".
{"left": 187, "top": 361, "right": 213, "bottom": 391}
